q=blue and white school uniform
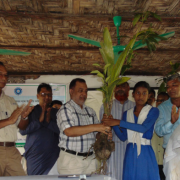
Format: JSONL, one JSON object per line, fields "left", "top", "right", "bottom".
{"left": 113, "top": 105, "right": 160, "bottom": 180}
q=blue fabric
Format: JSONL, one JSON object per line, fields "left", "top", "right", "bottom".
{"left": 155, "top": 98, "right": 180, "bottom": 148}
{"left": 99, "top": 99, "right": 135, "bottom": 180}
{"left": 20, "top": 105, "right": 60, "bottom": 175}
{"left": 113, "top": 107, "right": 160, "bottom": 180}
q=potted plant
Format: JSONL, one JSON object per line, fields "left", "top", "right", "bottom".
{"left": 90, "top": 11, "right": 173, "bottom": 174}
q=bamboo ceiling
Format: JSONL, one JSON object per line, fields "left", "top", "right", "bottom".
{"left": 0, "top": 0, "right": 180, "bottom": 77}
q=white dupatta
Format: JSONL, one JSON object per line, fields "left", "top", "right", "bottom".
{"left": 127, "top": 105, "right": 152, "bottom": 156}
{"left": 163, "top": 124, "right": 180, "bottom": 180}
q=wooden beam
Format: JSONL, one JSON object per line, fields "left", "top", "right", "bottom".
{"left": 68, "top": 0, "right": 73, "bottom": 14}
{"left": 0, "top": 10, "right": 180, "bottom": 22}
{"left": 0, "top": 46, "right": 179, "bottom": 52}
{"left": 8, "top": 70, "right": 163, "bottom": 76}
{"left": 73, "top": 0, "right": 80, "bottom": 14}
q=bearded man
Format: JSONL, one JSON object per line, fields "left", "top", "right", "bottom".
{"left": 99, "top": 82, "right": 135, "bottom": 180}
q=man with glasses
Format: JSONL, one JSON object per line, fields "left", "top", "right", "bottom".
{"left": 0, "top": 62, "right": 33, "bottom": 176}
{"left": 20, "top": 83, "right": 60, "bottom": 175}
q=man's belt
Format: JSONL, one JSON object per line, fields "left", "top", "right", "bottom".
{"left": 61, "top": 147, "right": 93, "bottom": 157}
{"left": 0, "top": 142, "right": 15, "bottom": 147}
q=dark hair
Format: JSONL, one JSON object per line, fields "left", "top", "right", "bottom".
{"left": 0, "top": 62, "right": 5, "bottom": 67}
{"left": 51, "top": 100, "right": 62, "bottom": 107}
{"left": 37, "top": 83, "right": 52, "bottom": 93}
{"left": 133, "top": 81, "right": 151, "bottom": 94}
{"left": 167, "top": 73, "right": 180, "bottom": 82}
{"left": 158, "top": 92, "right": 169, "bottom": 98}
{"left": 69, "top": 78, "right": 86, "bottom": 89}
{"left": 149, "top": 88, "right": 155, "bottom": 97}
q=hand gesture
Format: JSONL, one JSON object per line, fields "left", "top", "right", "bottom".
{"left": 21, "top": 99, "right": 34, "bottom": 120}
{"left": 9, "top": 106, "right": 24, "bottom": 124}
{"left": 102, "top": 114, "right": 120, "bottom": 126}
{"left": 41, "top": 102, "right": 47, "bottom": 112}
{"left": 171, "top": 105, "right": 180, "bottom": 124}
{"left": 46, "top": 107, "right": 52, "bottom": 123}
{"left": 39, "top": 102, "right": 47, "bottom": 122}
{"left": 96, "top": 124, "right": 111, "bottom": 135}
{"left": 107, "top": 130, "right": 113, "bottom": 140}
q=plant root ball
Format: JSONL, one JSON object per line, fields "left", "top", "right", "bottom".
{"left": 94, "top": 133, "right": 115, "bottom": 161}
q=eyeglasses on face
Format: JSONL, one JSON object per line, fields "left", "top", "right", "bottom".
{"left": 39, "top": 92, "right": 52, "bottom": 97}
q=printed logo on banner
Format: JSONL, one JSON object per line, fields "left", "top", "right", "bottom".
{"left": 14, "top": 87, "right": 22, "bottom": 96}
{"left": 53, "top": 86, "right": 60, "bottom": 92}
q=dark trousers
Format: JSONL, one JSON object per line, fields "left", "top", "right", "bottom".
{"left": 159, "top": 165, "right": 165, "bottom": 180}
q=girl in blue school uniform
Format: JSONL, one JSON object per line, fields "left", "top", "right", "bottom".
{"left": 102, "top": 81, "right": 160, "bottom": 180}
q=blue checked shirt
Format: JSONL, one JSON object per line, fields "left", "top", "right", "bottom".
{"left": 57, "top": 99, "right": 99, "bottom": 152}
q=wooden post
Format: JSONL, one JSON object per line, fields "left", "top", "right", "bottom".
{"left": 73, "top": 0, "right": 80, "bottom": 14}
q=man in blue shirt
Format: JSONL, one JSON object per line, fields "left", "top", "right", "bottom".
{"left": 20, "top": 83, "right": 60, "bottom": 175}
{"left": 155, "top": 74, "right": 180, "bottom": 149}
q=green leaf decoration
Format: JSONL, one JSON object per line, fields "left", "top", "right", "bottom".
{"left": 93, "top": 63, "right": 101, "bottom": 67}
{"left": 91, "top": 70, "right": 101, "bottom": 74}
{"left": 143, "top": 11, "right": 150, "bottom": 21}
{"left": 112, "top": 36, "right": 136, "bottom": 79}
{"left": 91, "top": 70, "right": 105, "bottom": 79}
{"left": 99, "top": 48, "right": 109, "bottom": 65}
{"left": 153, "top": 13, "right": 162, "bottom": 21}
{"left": 158, "top": 81, "right": 166, "bottom": 94}
{"left": 121, "top": 63, "right": 132, "bottom": 75}
{"left": 90, "top": 11, "right": 172, "bottom": 117}
{"left": 104, "top": 63, "right": 111, "bottom": 75}
{"left": 97, "top": 88, "right": 105, "bottom": 94}
{"left": 133, "top": 14, "right": 141, "bottom": 26}
{"left": 105, "top": 76, "right": 111, "bottom": 82}
{"left": 100, "top": 27, "right": 114, "bottom": 65}
{"left": 107, "top": 77, "right": 131, "bottom": 102}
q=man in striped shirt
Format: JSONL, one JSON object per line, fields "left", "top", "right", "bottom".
{"left": 57, "top": 78, "right": 111, "bottom": 175}
{"left": 99, "top": 82, "right": 135, "bottom": 180}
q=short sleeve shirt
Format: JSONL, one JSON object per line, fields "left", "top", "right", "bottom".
{"left": 57, "top": 100, "right": 99, "bottom": 152}
{"left": 0, "top": 91, "right": 19, "bottom": 142}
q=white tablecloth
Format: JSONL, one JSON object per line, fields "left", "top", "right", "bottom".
{"left": 0, "top": 175, "right": 116, "bottom": 180}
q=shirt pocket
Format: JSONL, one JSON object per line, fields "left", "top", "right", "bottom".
{"left": 88, "top": 115, "right": 94, "bottom": 124}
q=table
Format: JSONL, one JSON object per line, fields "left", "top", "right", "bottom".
{"left": 0, "top": 175, "right": 116, "bottom": 180}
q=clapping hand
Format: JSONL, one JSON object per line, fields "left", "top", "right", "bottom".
{"left": 21, "top": 99, "right": 34, "bottom": 120}
{"left": 46, "top": 107, "right": 52, "bottom": 123}
{"left": 171, "top": 105, "right": 180, "bottom": 124}
{"left": 9, "top": 106, "right": 24, "bottom": 124}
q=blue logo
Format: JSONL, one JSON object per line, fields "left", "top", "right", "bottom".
{"left": 14, "top": 87, "right": 22, "bottom": 96}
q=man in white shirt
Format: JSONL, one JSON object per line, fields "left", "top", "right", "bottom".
{"left": 0, "top": 62, "right": 33, "bottom": 176}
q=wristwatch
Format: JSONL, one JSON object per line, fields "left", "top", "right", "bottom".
{"left": 22, "top": 116, "right": 28, "bottom": 120}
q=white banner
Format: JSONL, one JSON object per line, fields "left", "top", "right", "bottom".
{"left": 4, "top": 84, "right": 67, "bottom": 106}
{"left": 3, "top": 83, "right": 67, "bottom": 149}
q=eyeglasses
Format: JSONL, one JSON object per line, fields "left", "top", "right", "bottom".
{"left": 39, "top": 92, "right": 52, "bottom": 97}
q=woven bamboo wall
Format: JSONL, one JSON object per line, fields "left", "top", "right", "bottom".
{"left": 0, "top": 0, "right": 179, "bottom": 76}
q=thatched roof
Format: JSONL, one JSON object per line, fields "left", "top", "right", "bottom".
{"left": 0, "top": 0, "right": 179, "bottom": 78}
